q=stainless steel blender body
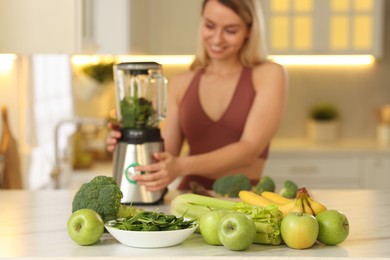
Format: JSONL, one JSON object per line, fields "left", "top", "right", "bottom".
{"left": 112, "top": 129, "right": 165, "bottom": 204}
{"left": 113, "top": 62, "right": 167, "bottom": 204}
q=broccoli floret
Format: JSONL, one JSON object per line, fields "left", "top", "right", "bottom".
{"left": 254, "top": 176, "right": 275, "bottom": 194}
{"left": 279, "top": 180, "right": 299, "bottom": 199}
{"left": 212, "top": 174, "right": 252, "bottom": 198}
{"left": 72, "top": 175, "right": 124, "bottom": 223}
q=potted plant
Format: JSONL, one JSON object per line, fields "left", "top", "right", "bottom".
{"left": 81, "top": 62, "right": 114, "bottom": 85}
{"left": 307, "top": 103, "right": 340, "bottom": 142}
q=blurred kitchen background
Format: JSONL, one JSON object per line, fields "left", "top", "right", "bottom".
{"left": 1, "top": 0, "right": 390, "bottom": 191}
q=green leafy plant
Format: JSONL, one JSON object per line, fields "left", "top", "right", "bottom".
{"left": 106, "top": 211, "right": 196, "bottom": 231}
{"left": 120, "top": 96, "right": 154, "bottom": 128}
{"left": 81, "top": 62, "right": 114, "bottom": 84}
{"left": 310, "top": 103, "right": 339, "bottom": 121}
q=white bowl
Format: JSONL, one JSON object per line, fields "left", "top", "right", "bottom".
{"left": 105, "top": 223, "right": 197, "bottom": 248}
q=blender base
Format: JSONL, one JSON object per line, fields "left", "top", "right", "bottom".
{"left": 121, "top": 188, "right": 168, "bottom": 206}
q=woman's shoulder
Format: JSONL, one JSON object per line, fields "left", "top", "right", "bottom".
{"left": 251, "top": 60, "right": 286, "bottom": 75}
{"left": 167, "top": 69, "right": 200, "bottom": 100}
{"left": 169, "top": 70, "right": 197, "bottom": 84}
{"left": 251, "top": 61, "right": 287, "bottom": 90}
{"left": 168, "top": 69, "right": 200, "bottom": 91}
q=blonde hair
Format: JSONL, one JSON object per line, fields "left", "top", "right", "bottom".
{"left": 190, "top": 0, "right": 268, "bottom": 71}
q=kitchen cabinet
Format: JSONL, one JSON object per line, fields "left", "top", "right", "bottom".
{"left": 264, "top": 156, "right": 363, "bottom": 189}
{"left": 362, "top": 156, "right": 390, "bottom": 189}
{"left": 265, "top": 139, "right": 390, "bottom": 189}
{"left": 87, "top": 0, "right": 202, "bottom": 55}
{"left": 144, "top": 0, "right": 202, "bottom": 55}
{"left": 260, "top": 0, "right": 385, "bottom": 56}
{"left": 0, "top": 0, "right": 202, "bottom": 55}
{"left": 0, "top": 0, "right": 130, "bottom": 54}
{"left": 0, "top": 0, "right": 80, "bottom": 54}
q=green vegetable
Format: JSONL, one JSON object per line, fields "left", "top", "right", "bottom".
{"left": 170, "top": 193, "right": 282, "bottom": 245}
{"left": 254, "top": 176, "right": 275, "bottom": 194}
{"left": 72, "top": 175, "right": 139, "bottom": 223}
{"left": 120, "top": 96, "right": 155, "bottom": 128}
{"left": 310, "top": 103, "right": 339, "bottom": 121}
{"left": 253, "top": 232, "right": 282, "bottom": 246}
{"left": 232, "top": 203, "right": 282, "bottom": 245}
{"left": 81, "top": 62, "right": 114, "bottom": 84}
{"left": 106, "top": 211, "right": 197, "bottom": 231}
{"left": 170, "top": 193, "right": 237, "bottom": 220}
{"left": 212, "top": 174, "right": 252, "bottom": 197}
{"left": 279, "top": 180, "right": 299, "bottom": 199}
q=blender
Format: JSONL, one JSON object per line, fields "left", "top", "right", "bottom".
{"left": 112, "top": 62, "right": 167, "bottom": 204}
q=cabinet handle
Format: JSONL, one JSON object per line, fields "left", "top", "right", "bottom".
{"left": 289, "top": 166, "right": 319, "bottom": 175}
{"left": 82, "top": 0, "right": 94, "bottom": 43}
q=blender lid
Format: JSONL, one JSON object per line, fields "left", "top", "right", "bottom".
{"left": 116, "top": 62, "right": 162, "bottom": 75}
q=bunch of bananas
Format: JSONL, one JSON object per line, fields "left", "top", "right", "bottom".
{"left": 239, "top": 187, "right": 327, "bottom": 216}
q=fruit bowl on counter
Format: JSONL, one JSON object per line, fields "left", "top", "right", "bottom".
{"left": 105, "top": 221, "right": 197, "bottom": 248}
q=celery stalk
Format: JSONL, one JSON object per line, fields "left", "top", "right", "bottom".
{"left": 170, "top": 193, "right": 237, "bottom": 219}
{"left": 254, "top": 222, "right": 274, "bottom": 234}
{"left": 253, "top": 232, "right": 282, "bottom": 246}
{"left": 170, "top": 193, "right": 283, "bottom": 246}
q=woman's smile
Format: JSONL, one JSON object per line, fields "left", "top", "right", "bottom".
{"left": 201, "top": 0, "right": 249, "bottom": 61}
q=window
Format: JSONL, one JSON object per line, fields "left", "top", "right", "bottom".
{"left": 28, "top": 55, "right": 74, "bottom": 189}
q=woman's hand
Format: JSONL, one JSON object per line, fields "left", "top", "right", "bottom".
{"left": 106, "top": 122, "right": 121, "bottom": 152}
{"left": 133, "top": 152, "right": 181, "bottom": 191}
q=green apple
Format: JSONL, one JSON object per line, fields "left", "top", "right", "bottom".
{"left": 217, "top": 212, "right": 256, "bottom": 251}
{"left": 316, "top": 209, "right": 349, "bottom": 245}
{"left": 199, "top": 209, "right": 228, "bottom": 245}
{"left": 67, "top": 209, "right": 104, "bottom": 246}
{"left": 281, "top": 212, "right": 319, "bottom": 249}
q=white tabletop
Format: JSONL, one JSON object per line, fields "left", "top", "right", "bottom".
{"left": 0, "top": 189, "right": 389, "bottom": 259}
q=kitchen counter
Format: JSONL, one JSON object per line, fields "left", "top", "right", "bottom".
{"left": 270, "top": 138, "right": 390, "bottom": 154}
{"left": 1, "top": 189, "right": 390, "bottom": 259}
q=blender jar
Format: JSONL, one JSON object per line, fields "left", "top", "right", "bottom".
{"left": 114, "top": 62, "right": 167, "bottom": 129}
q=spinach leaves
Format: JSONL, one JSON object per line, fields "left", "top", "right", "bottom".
{"left": 107, "top": 211, "right": 196, "bottom": 231}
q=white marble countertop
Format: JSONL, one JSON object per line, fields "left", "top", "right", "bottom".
{"left": 0, "top": 189, "right": 390, "bottom": 259}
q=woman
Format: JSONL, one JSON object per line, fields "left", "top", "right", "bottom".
{"left": 107, "top": 0, "right": 287, "bottom": 191}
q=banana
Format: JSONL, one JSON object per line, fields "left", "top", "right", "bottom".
{"left": 261, "top": 191, "right": 293, "bottom": 205}
{"left": 306, "top": 196, "right": 327, "bottom": 215}
{"left": 238, "top": 190, "right": 273, "bottom": 207}
{"left": 276, "top": 200, "right": 296, "bottom": 216}
{"left": 287, "top": 190, "right": 308, "bottom": 215}
{"left": 240, "top": 187, "right": 328, "bottom": 217}
{"left": 303, "top": 197, "right": 314, "bottom": 215}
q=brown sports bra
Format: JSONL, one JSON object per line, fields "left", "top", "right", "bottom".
{"left": 179, "top": 66, "right": 269, "bottom": 158}
{"left": 177, "top": 66, "right": 269, "bottom": 190}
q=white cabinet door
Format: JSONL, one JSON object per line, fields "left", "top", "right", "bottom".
{"left": 264, "top": 155, "right": 362, "bottom": 189}
{"left": 362, "top": 157, "right": 390, "bottom": 189}
{"left": 146, "top": 0, "right": 202, "bottom": 55}
{"left": 0, "top": 0, "right": 81, "bottom": 54}
{"left": 86, "top": 0, "right": 130, "bottom": 54}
